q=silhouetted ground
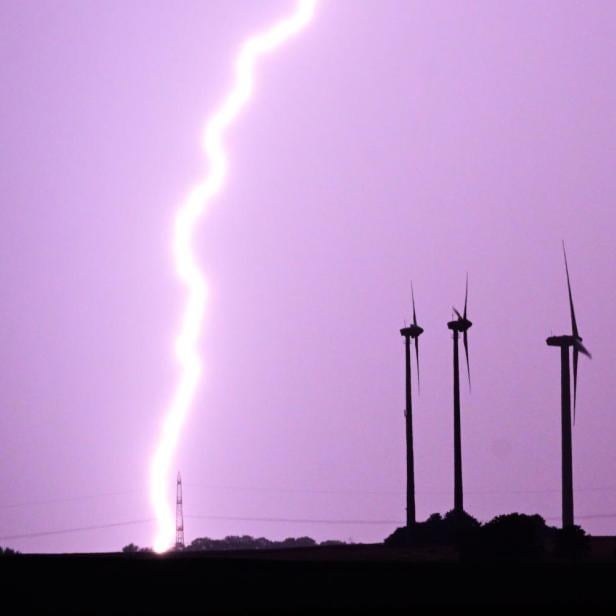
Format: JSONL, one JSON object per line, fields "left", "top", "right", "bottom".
{"left": 2, "top": 538, "right": 616, "bottom": 613}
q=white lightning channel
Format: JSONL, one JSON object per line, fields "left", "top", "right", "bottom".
{"left": 150, "top": 0, "right": 318, "bottom": 553}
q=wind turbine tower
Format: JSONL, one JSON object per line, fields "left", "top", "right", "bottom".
{"left": 447, "top": 276, "right": 472, "bottom": 514}
{"left": 400, "top": 285, "right": 423, "bottom": 529}
{"left": 546, "top": 244, "right": 592, "bottom": 528}
{"left": 175, "top": 472, "right": 185, "bottom": 550}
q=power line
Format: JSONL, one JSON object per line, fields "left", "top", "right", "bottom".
{"left": 0, "top": 488, "right": 145, "bottom": 511}
{"left": 0, "top": 519, "right": 153, "bottom": 542}
{"left": 3, "top": 511, "right": 616, "bottom": 543}
{"left": 186, "top": 514, "right": 403, "bottom": 526}
{"left": 187, "top": 512, "right": 616, "bottom": 525}
{"left": 183, "top": 482, "right": 616, "bottom": 497}
{"left": 546, "top": 512, "right": 616, "bottom": 522}
{"left": 0, "top": 515, "right": 399, "bottom": 543}
{"left": 3, "top": 483, "right": 616, "bottom": 512}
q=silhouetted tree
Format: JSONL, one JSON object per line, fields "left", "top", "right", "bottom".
{"left": 463, "top": 513, "right": 548, "bottom": 561}
{"left": 319, "top": 540, "right": 346, "bottom": 546}
{"left": 281, "top": 537, "right": 316, "bottom": 548}
{"left": 385, "top": 511, "right": 594, "bottom": 562}
{"left": 122, "top": 543, "right": 140, "bottom": 554}
{"left": 185, "top": 535, "right": 321, "bottom": 552}
{"left": 385, "top": 510, "right": 480, "bottom": 548}
{"left": 551, "top": 524, "right": 590, "bottom": 560}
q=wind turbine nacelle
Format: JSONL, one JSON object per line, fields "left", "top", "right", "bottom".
{"left": 400, "top": 325, "right": 424, "bottom": 338}
{"left": 546, "top": 335, "right": 577, "bottom": 347}
{"left": 447, "top": 318, "right": 472, "bottom": 332}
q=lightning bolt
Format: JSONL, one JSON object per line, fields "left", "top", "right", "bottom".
{"left": 149, "top": 0, "right": 318, "bottom": 553}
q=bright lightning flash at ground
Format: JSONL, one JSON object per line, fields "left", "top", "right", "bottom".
{"left": 150, "top": 0, "right": 318, "bottom": 553}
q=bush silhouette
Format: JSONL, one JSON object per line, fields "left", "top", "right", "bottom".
{"left": 551, "top": 525, "right": 590, "bottom": 560}
{"left": 463, "top": 513, "right": 548, "bottom": 560}
{"left": 185, "top": 535, "right": 326, "bottom": 552}
{"left": 385, "top": 512, "right": 594, "bottom": 562}
{"left": 385, "top": 510, "right": 480, "bottom": 547}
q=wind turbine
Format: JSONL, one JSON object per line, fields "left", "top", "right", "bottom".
{"left": 400, "top": 284, "right": 423, "bottom": 529}
{"left": 447, "top": 276, "right": 472, "bottom": 514}
{"left": 546, "top": 244, "right": 592, "bottom": 528}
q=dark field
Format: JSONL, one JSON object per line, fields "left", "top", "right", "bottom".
{"left": 2, "top": 539, "right": 616, "bottom": 613}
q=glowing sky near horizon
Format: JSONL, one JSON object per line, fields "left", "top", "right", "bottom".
{"left": 149, "top": 0, "right": 318, "bottom": 553}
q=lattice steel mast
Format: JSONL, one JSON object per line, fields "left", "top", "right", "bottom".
{"left": 175, "top": 472, "right": 185, "bottom": 549}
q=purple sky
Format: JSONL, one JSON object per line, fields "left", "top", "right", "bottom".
{"left": 1, "top": 0, "right": 616, "bottom": 553}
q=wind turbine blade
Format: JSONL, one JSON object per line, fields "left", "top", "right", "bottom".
{"left": 572, "top": 347, "right": 578, "bottom": 423}
{"left": 463, "top": 330, "right": 471, "bottom": 389}
{"left": 574, "top": 339, "right": 592, "bottom": 359}
{"left": 411, "top": 283, "right": 418, "bottom": 327}
{"left": 562, "top": 242, "right": 579, "bottom": 339}
{"left": 414, "top": 336, "right": 420, "bottom": 394}
{"left": 463, "top": 274, "right": 468, "bottom": 320}
{"left": 453, "top": 307, "right": 462, "bottom": 320}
